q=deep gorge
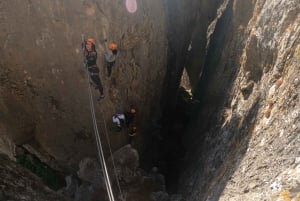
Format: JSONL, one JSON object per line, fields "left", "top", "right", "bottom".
{"left": 0, "top": 0, "right": 299, "bottom": 201}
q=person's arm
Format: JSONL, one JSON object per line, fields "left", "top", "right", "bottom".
{"left": 81, "top": 34, "right": 87, "bottom": 55}
{"left": 119, "top": 114, "right": 125, "bottom": 120}
{"left": 104, "top": 39, "right": 110, "bottom": 61}
{"left": 81, "top": 41, "right": 86, "bottom": 52}
{"left": 82, "top": 43, "right": 88, "bottom": 67}
{"left": 104, "top": 39, "right": 109, "bottom": 51}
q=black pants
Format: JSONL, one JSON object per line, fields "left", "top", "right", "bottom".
{"left": 87, "top": 65, "right": 104, "bottom": 95}
{"left": 90, "top": 74, "right": 104, "bottom": 95}
{"left": 106, "top": 61, "right": 115, "bottom": 77}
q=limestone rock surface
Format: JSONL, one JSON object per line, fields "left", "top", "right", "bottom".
{"left": 177, "top": 0, "right": 300, "bottom": 200}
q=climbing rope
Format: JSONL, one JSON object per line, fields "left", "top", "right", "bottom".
{"left": 96, "top": 36, "right": 125, "bottom": 200}
{"left": 100, "top": 107, "right": 126, "bottom": 201}
{"left": 82, "top": 34, "right": 126, "bottom": 201}
{"left": 82, "top": 34, "right": 115, "bottom": 201}
{"left": 84, "top": 67, "right": 115, "bottom": 201}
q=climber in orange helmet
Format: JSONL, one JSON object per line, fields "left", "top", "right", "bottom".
{"left": 104, "top": 39, "right": 118, "bottom": 79}
{"left": 82, "top": 37, "right": 105, "bottom": 100}
{"left": 125, "top": 107, "right": 136, "bottom": 128}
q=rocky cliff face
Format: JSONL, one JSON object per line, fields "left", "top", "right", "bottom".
{"left": 177, "top": 0, "right": 300, "bottom": 200}
{"left": 0, "top": 0, "right": 167, "bottom": 169}
{"left": 0, "top": 0, "right": 299, "bottom": 200}
{"left": 65, "top": 145, "right": 169, "bottom": 201}
{"left": 0, "top": 154, "right": 70, "bottom": 201}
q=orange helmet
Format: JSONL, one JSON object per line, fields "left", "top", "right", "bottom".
{"left": 87, "top": 38, "right": 95, "bottom": 45}
{"left": 130, "top": 108, "right": 136, "bottom": 114}
{"left": 109, "top": 43, "right": 117, "bottom": 50}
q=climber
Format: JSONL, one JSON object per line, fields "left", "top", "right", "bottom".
{"left": 125, "top": 107, "right": 136, "bottom": 128}
{"left": 112, "top": 109, "right": 126, "bottom": 132}
{"left": 104, "top": 39, "right": 118, "bottom": 78}
{"left": 82, "top": 38, "right": 105, "bottom": 100}
{"left": 128, "top": 125, "right": 137, "bottom": 145}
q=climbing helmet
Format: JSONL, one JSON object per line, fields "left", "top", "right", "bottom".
{"left": 87, "top": 38, "right": 95, "bottom": 45}
{"left": 109, "top": 43, "right": 117, "bottom": 50}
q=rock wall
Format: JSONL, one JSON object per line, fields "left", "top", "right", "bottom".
{"left": 0, "top": 154, "right": 70, "bottom": 201}
{"left": 1, "top": 0, "right": 299, "bottom": 200}
{"left": 178, "top": 0, "right": 300, "bottom": 200}
{"left": 73, "top": 145, "right": 168, "bottom": 201}
{"left": 161, "top": 0, "right": 223, "bottom": 116}
{"left": 155, "top": 0, "right": 224, "bottom": 192}
{"left": 0, "top": 0, "right": 167, "bottom": 170}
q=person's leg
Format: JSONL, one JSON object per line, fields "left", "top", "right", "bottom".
{"left": 128, "top": 136, "right": 133, "bottom": 144}
{"left": 117, "top": 125, "right": 122, "bottom": 132}
{"left": 115, "top": 118, "right": 122, "bottom": 132}
{"left": 126, "top": 116, "right": 133, "bottom": 128}
{"left": 126, "top": 118, "right": 130, "bottom": 128}
{"left": 107, "top": 62, "right": 113, "bottom": 77}
{"left": 120, "top": 119, "right": 126, "bottom": 128}
{"left": 107, "top": 61, "right": 116, "bottom": 77}
{"left": 91, "top": 75, "right": 104, "bottom": 95}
